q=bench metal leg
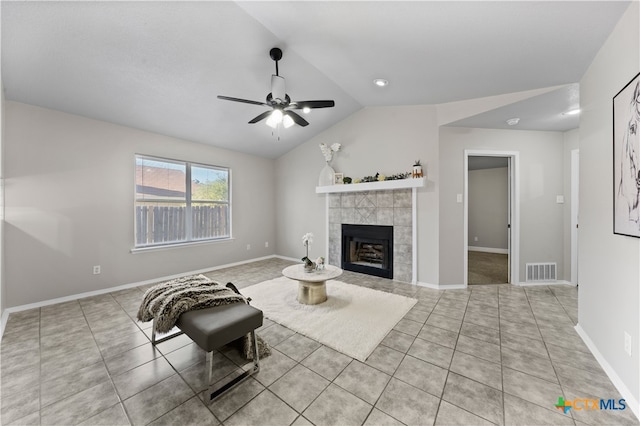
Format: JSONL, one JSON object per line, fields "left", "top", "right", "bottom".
{"left": 151, "top": 318, "right": 184, "bottom": 345}
{"left": 207, "top": 330, "right": 261, "bottom": 403}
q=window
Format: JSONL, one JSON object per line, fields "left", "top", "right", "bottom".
{"left": 135, "top": 155, "right": 230, "bottom": 248}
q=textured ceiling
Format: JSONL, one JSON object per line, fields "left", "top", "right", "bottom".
{"left": 1, "top": 1, "right": 631, "bottom": 158}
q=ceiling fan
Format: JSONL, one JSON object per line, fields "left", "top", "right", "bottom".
{"left": 217, "top": 47, "right": 335, "bottom": 128}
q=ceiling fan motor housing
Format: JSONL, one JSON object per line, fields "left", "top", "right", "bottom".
{"left": 270, "top": 75, "right": 286, "bottom": 103}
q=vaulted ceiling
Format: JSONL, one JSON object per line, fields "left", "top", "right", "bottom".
{"left": 1, "top": 1, "right": 630, "bottom": 158}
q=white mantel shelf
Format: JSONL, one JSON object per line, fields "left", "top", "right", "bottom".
{"left": 316, "top": 177, "right": 425, "bottom": 194}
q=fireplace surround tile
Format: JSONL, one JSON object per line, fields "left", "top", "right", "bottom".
{"left": 377, "top": 192, "right": 394, "bottom": 208}
{"left": 395, "top": 226, "right": 412, "bottom": 245}
{"left": 341, "top": 208, "right": 355, "bottom": 224}
{"left": 341, "top": 193, "right": 356, "bottom": 208}
{"left": 393, "top": 189, "right": 412, "bottom": 207}
{"left": 354, "top": 208, "right": 376, "bottom": 224}
{"left": 394, "top": 244, "right": 412, "bottom": 260}
{"left": 355, "top": 192, "right": 376, "bottom": 209}
{"left": 326, "top": 189, "right": 414, "bottom": 283}
{"left": 329, "top": 193, "right": 341, "bottom": 208}
{"left": 394, "top": 265, "right": 412, "bottom": 283}
{"left": 329, "top": 208, "right": 341, "bottom": 224}
{"left": 393, "top": 208, "right": 412, "bottom": 226}
{"left": 376, "top": 208, "right": 394, "bottom": 226}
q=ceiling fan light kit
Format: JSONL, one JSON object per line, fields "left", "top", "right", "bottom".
{"left": 217, "top": 47, "right": 335, "bottom": 130}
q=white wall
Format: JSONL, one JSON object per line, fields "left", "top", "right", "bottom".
{"left": 578, "top": 1, "right": 639, "bottom": 412}
{"left": 439, "top": 127, "right": 566, "bottom": 284}
{"left": 468, "top": 167, "right": 508, "bottom": 251}
{"left": 275, "top": 105, "right": 440, "bottom": 284}
{"left": 3, "top": 101, "right": 276, "bottom": 307}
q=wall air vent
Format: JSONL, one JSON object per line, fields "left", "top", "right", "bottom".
{"left": 526, "top": 263, "right": 557, "bottom": 282}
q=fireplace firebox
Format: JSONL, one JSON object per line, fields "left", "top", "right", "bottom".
{"left": 341, "top": 224, "right": 393, "bottom": 279}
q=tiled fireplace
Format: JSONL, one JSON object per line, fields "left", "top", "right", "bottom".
{"left": 327, "top": 189, "right": 413, "bottom": 283}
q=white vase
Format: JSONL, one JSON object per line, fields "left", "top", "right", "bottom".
{"left": 318, "top": 162, "right": 335, "bottom": 186}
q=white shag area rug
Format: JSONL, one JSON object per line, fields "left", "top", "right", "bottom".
{"left": 241, "top": 276, "right": 417, "bottom": 362}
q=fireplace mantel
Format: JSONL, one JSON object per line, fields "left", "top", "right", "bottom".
{"left": 316, "top": 177, "right": 425, "bottom": 194}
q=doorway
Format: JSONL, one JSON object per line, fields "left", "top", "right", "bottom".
{"left": 464, "top": 150, "right": 520, "bottom": 286}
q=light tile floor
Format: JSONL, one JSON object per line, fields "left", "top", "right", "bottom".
{"left": 1, "top": 258, "right": 638, "bottom": 425}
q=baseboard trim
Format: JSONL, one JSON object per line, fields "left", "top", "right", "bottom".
{"left": 517, "top": 280, "right": 574, "bottom": 287}
{"left": 0, "top": 254, "right": 277, "bottom": 339}
{"left": 274, "top": 255, "right": 301, "bottom": 263}
{"left": 416, "top": 281, "right": 466, "bottom": 290}
{"left": 416, "top": 280, "right": 575, "bottom": 289}
{"left": 574, "top": 323, "right": 640, "bottom": 421}
{"left": 468, "top": 246, "right": 508, "bottom": 254}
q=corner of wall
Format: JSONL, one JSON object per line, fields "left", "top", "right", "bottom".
{"left": 1, "top": 66, "right": 5, "bottom": 320}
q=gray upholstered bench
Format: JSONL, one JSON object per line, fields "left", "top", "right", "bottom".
{"left": 151, "top": 299, "right": 263, "bottom": 403}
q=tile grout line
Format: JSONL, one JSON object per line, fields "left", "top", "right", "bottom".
{"left": 82, "top": 292, "right": 134, "bottom": 426}
{"left": 522, "top": 285, "right": 576, "bottom": 425}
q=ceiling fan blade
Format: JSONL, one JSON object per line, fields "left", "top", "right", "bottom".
{"left": 292, "top": 100, "right": 335, "bottom": 109}
{"left": 285, "top": 111, "right": 309, "bottom": 127}
{"left": 248, "top": 110, "right": 272, "bottom": 124}
{"left": 217, "top": 95, "right": 268, "bottom": 107}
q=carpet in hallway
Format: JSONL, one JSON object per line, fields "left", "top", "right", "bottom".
{"left": 468, "top": 251, "right": 508, "bottom": 284}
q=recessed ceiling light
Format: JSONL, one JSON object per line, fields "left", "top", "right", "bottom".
{"left": 302, "top": 107, "right": 311, "bottom": 114}
{"left": 506, "top": 118, "right": 520, "bottom": 126}
{"left": 564, "top": 109, "right": 581, "bottom": 116}
{"left": 373, "top": 78, "right": 389, "bottom": 87}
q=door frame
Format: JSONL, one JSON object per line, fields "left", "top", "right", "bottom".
{"left": 463, "top": 150, "right": 520, "bottom": 286}
{"left": 571, "top": 149, "right": 579, "bottom": 285}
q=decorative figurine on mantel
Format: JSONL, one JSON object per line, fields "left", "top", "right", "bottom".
{"left": 318, "top": 143, "right": 342, "bottom": 186}
{"left": 412, "top": 160, "right": 424, "bottom": 178}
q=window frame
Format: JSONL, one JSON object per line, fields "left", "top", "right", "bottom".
{"left": 133, "top": 154, "right": 232, "bottom": 249}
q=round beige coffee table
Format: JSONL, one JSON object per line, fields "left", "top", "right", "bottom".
{"left": 282, "top": 264, "right": 343, "bottom": 305}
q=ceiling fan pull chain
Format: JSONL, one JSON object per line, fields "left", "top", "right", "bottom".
{"left": 271, "top": 126, "right": 281, "bottom": 142}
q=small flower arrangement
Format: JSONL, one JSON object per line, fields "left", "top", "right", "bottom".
{"left": 315, "top": 256, "right": 325, "bottom": 271}
{"left": 302, "top": 232, "right": 313, "bottom": 258}
{"left": 319, "top": 143, "right": 341, "bottom": 162}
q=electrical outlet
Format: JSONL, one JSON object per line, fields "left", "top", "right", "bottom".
{"left": 93, "top": 265, "right": 101, "bottom": 275}
{"left": 624, "top": 331, "right": 632, "bottom": 356}
{"left": 265, "top": 241, "right": 269, "bottom": 248}
{"left": 456, "top": 194, "right": 463, "bottom": 203}
{"left": 246, "top": 244, "right": 251, "bottom": 250}
{"left": 474, "top": 236, "right": 478, "bottom": 242}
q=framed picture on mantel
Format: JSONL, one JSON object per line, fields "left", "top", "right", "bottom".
{"left": 613, "top": 71, "right": 640, "bottom": 238}
{"left": 333, "top": 172, "right": 344, "bottom": 185}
